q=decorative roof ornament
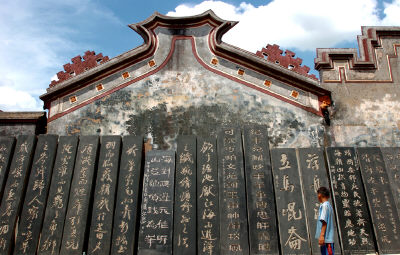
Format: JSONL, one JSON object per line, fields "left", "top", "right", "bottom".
{"left": 256, "top": 44, "right": 318, "bottom": 80}
{"left": 49, "top": 51, "right": 109, "bottom": 88}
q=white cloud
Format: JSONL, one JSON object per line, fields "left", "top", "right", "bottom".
{"left": 167, "top": 0, "right": 400, "bottom": 53}
{"left": 382, "top": 0, "right": 400, "bottom": 25}
{"left": 0, "top": 0, "right": 122, "bottom": 111}
{"left": 0, "top": 86, "right": 40, "bottom": 111}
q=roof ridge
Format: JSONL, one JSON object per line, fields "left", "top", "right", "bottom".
{"left": 256, "top": 44, "right": 318, "bottom": 80}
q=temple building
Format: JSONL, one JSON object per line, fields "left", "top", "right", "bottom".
{"left": 0, "top": 10, "right": 400, "bottom": 254}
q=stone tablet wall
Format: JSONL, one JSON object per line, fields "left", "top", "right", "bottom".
{"left": 1, "top": 130, "right": 400, "bottom": 254}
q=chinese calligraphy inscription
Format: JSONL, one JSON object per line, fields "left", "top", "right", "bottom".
{"left": 197, "top": 137, "right": 219, "bottom": 255}
{"left": 88, "top": 136, "right": 121, "bottom": 254}
{"left": 0, "top": 137, "right": 15, "bottom": 200}
{"left": 60, "top": 136, "right": 99, "bottom": 255}
{"left": 0, "top": 135, "right": 36, "bottom": 254}
{"left": 326, "top": 147, "right": 375, "bottom": 254}
{"left": 111, "top": 136, "right": 143, "bottom": 255}
{"left": 243, "top": 125, "right": 278, "bottom": 255}
{"left": 381, "top": 147, "right": 400, "bottom": 222}
{"left": 271, "top": 148, "right": 310, "bottom": 255}
{"left": 15, "top": 135, "right": 58, "bottom": 254}
{"left": 298, "top": 148, "right": 340, "bottom": 255}
{"left": 138, "top": 150, "right": 175, "bottom": 255}
{"left": 174, "top": 136, "right": 197, "bottom": 254}
{"left": 357, "top": 147, "right": 400, "bottom": 254}
{"left": 218, "top": 127, "right": 249, "bottom": 254}
{"left": 39, "top": 136, "right": 78, "bottom": 255}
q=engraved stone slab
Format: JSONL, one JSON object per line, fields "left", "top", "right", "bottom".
{"left": 218, "top": 127, "right": 249, "bottom": 254}
{"left": 357, "top": 147, "right": 400, "bottom": 254}
{"left": 271, "top": 148, "right": 311, "bottom": 255}
{"left": 173, "top": 136, "right": 196, "bottom": 254}
{"left": 298, "top": 148, "right": 341, "bottom": 255}
{"left": 326, "top": 147, "right": 375, "bottom": 254}
{"left": 381, "top": 147, "right": 400, "bottom": 222}
{"left": 111, "top": 136, "right": 143, "bottom": 255}
{"left": 197, "top": 137, "right": 219, "bottom": 255}
{"left": 0, "top": 137, "right": 15, "bottom": 201}
{"left": 60, "top": 136, "right": 99, "bottom": 255}
{"left": 38, "top": 136, "right": 79, "bottom": 255}
{"left": 15, "top": 135, "right": 58, "bottom": 255}
{"left": 0, "top": 135, "right": 36, "bottom": 254}
{"left": 243, "top": 125, "right": 278, "bottom": 255}
{"left": 88, "top": 136, "right": 121, "bottom": 255}
{"left": 138, "top": 150, "right": 175, "bottom": 255}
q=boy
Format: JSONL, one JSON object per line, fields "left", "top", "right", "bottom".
{"left": 316, "top": 186, "right": 334, "bottom": 255}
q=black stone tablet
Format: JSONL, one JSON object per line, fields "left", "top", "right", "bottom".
{"left": 60, "top": 136, "right": 99, "bottom": 255}
{"left": 271, "top": 148, "right": 311, "bottom": 255}
{"left": 326, "top": 147, "right": 376, "bottom": 254}
{"left": 87, "top": 136, "right": 121, "bottom": 255}
{"left": 137, "top": 150, "right": 175, "bottom": 255}
{"left": 110, "top": 136, "right": 143, "bottom": 255}
{"left": 197, "top": 136, "right": 219, "bottom": 255}
{"left": 243, "top": 125, "right": 279, "bottom": 254}
{"left": 217, "top": 127, "right": 249, "bottom": 254}
{"left": 173, "top": 136, "right": 196, "bottom": 254}
{"left": 0, "top": 135, "right": 36, "bottom": 254}
{"left": 38, "top": 136, "right": 78, "bottom": 255}
{"left": 14, "top": 135, "right": 58, "bottom": 255}
{"left": 357, "top": 147, "right": 400, "bottom": 254}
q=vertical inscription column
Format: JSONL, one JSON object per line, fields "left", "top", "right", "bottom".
{"left": 197, "top": 137, "right": 219, "bottom": 255}
{"left": 218, "top": 127, "right": 249, "bottom": 254}
{"left": 326, "top": 147, "right": 375, "bottom": 254}
{"left": 243, "top": 125, "right": 278, "bottom": 254}
{"left": 88, "top": 136, "right": 121, "bottom": 254}
{"left": 15, "top": 135, "right": 58, "bottom": 255}
{"left": 38, "top": 136, "right": 79, "bottom": 255}
{"left": 0, "top": 135, "right": 36, "bottom": 254}
{"left": 381, "top": 147, "right": 400, "bottom": 221}
{"left": 60, "top": 136, "right": 99, "bottom": 255}
{"left": 111, "top": 136, "right": 143, "bottom": 254}
{"left": 271, "top": 148, "right": 310, "bottom": 254}
{"left": 357, "top": 147, "right": 400, "bottom": 254}
{"left": 298, "top": 148, "right": 340, "bottom": 255}
{"left": 0, "top": 137, "right": 15, "bottom": 200}
{"left": 174, "top": 136, "right": 196, "bottom": 254}
{"left": 138, "top": 150, "right": 175, "bottom": 254}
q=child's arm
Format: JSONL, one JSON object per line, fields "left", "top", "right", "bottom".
{"left": 319, "top": 221, "right": 327, "bottom": 245}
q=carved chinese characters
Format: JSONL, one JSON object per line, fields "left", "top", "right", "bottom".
{"left": 298, "top": 148, "right": 340, "bottom": 255}
{"left": 111, "top": 136, "right": 143, "bottom": 254}
{"left": 88, "top": 136, "right": 121, "bottom": 254}
{"left": 0, "top": 135, "right": 36, "bottom": 254}
{"left": 381, "top": 147, "right": 400, "bottom": 222}
{"left": 218, "top": 127, "right": 249, "bottom": 254}
{"left": 38, "top": 136, "right": 78, "bottom": 255}
{"left": 326, "top": 147, "right": 375, "bottom": 254}
{"left": 243, "top": 125, "right": 278, "bottom": 254}
{"left": 197, "top": 137, "right": 219, "bottom": 255}
{"left": 0, "top": 137, "right": 15, "bottom": 200}
{"left": 15, "top": 135, "right": 58, "bottom": 254}
{"left": 357, "top": 147, "right": 400, "bottom": 254}
{"left": 60, "top": 136, "right": 99, "bottom": 255}
{"left": 271, "top": 148, "right": 310, "bottom": 255}
{"left": 138, "top": 150, "right": 175, "bottom": 254}
{"left": 173, "top": 136, "right": 196, "bottom": 254}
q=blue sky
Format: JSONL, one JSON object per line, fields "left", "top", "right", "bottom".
{"left": 0, "top": 0, "right": 399, "bottom": 111}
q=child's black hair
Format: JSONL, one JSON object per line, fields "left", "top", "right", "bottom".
{"left": 317, "top": 186, "right": 330, "bottom": 198}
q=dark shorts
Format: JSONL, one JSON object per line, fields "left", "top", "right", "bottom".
{"left": 321, "top": 243, "right": 334, "bottom": 255}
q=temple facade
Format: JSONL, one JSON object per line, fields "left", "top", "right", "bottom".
{"left": 36, "top": 11, "right": 400, "bottom": 150}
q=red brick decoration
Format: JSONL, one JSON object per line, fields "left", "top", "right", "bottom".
{"left": 49, "top": 51, "right": 109, "bottom": 88}
{"left": 256, "top": 44, "right": 318, "bottom": 80}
